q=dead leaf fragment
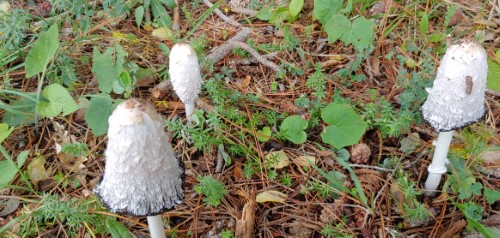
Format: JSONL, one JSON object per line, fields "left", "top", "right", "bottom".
{"left": 256, "top": 190, "right": 287, "bottom": 203}
{"left": 236, "top": 197, "right": 255, "bottom": 238}
{"left": 27, "top": 157, "right": 50, "bottom": 185}
{"left": 264, "top": 150, "right": 289, "bottom": 169}
{"left": 294, "top": 155, "right": 316, "bottom": 167}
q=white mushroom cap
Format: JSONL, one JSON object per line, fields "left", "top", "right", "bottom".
{"left": 94, "top": 99, "right": 184, "bottom": 216}
{"left": 169, "top": 43, "right": 203, "bottom": 104}
{"left": 421, "top": 39, "right": 488, "bottom": 132}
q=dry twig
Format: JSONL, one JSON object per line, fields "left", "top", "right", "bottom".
{"left": 203, "top": 0, "right": 241, "bottom": 27}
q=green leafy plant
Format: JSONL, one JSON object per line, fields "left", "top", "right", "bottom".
{"left": 255, "top": 0, "right": 304, "bottom": 25}
{"left": 320, "top": 222, "right": 354, "bottom": 238}
{"left": 391, "top": 173, "right": 430, "bottom": 226}
{"left": 133, "top": 0, "right": 177, "bottom": 28}
{"left": 321, "top": 103, "right": 367, "bottom": 148}
{"left": 37, "top": 83, "right": 78, "bottom": 118}
{"left": 0, "top": 124, "right": 30, "bottom": 190}
{"left": 313, "top": 0, "right": 374, "bottom": 51}
{"left": 84, "top": 94, "right": 117, "bottom": 136}
{"left": 279, "top": 115, "right": 308, "bottom": 144}
{"left": 7, "top": 194, "right": 108, "bottom": 237}
{"left": 194, "top": 175, "right": 228, "bottom": 208}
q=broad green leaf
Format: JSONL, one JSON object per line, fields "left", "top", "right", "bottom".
{"left": 84, "top": 95, "right": 115, "bottom": 136}
{"left": 256, "top": 126, "right": 272, "bottom": 142}
{"left": 0, "top": 159, "right": 17, "bottom": 190}
{"left": 487, "top": 59, "right": 500, "bottom": 92}
{"left": 324, "top": 13, "right": 350, "bottom": 43}
{"left": 25, "top": 24, "right": 59, "bottom": 78}
{"left": 92, "top": 44, "right": 127, "bottom": 94}
{"left": 420, "top": 13, "right": 428, "bottom": 35}
{"left": 38, "top": 83, "right": 78, "bottom": 118}
{"left": 106, "top": 217, "right": 133, "bottom": 238}
{"left": 255, "top": 6, "right": 274, "bottom": 21}
{"left": 484, "top": 188, "right": 500, "bottom": 204}
{"left": 264, "top": 150, "right": 290, "bottom": 169}
{"left": 279, "top": 115, "right": 308, "bottom": 144}
{"left": 0, "top": 123, "right": 15, "bottom": 143}
{"left": 151, "top": 0, "right": 172, "bottom": 27}
{"left": 161, "top": 0, "right": 177, "bottom": 9}
{"left": 17, "top": 150, "right": 29, "bottom": 168}
{"left": 135, "top": 6, "right": 144, "bottom": 28}
{"left": 341, "top": 16, "right": 374, "bottom": 51}
{"left": 289, "top": 0, "right": 304, "bottom": 17}
{"left": 495, "top": 50, "right": 500, "bottom": 62}
{"left": 313, "top": 0, "right": 343, "bottom": 24}
{"left": 1, "top": 94, "right": 37, "bottom": 126}
{"left": 320, "top": 103, "right": 367, "bottom": 149}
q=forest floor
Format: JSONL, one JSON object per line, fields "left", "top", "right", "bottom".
{"left": 0, "top": 0, "right": 499, "bottom": 237}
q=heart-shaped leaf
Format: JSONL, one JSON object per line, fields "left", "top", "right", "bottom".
{"left": 321, "top": 103, "right": 367, "bottom": 148}
{"left": 280, "top": 115, "right": 308, "bottom": 144}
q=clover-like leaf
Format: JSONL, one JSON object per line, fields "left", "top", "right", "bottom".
{"left": 312, "top": 0, "right": 343, "bottom": 25}
{"left": 321, "top": 103, "right": 367, "bottom": 148}
{"left": 340, "top": 16, "right": 374, "bottom": 51}
{"left": 280, "top": 115, "right": 308, "bottom": 144}
{"left": 37, "top": 83, "right": 78, "bottom": 118}
{"left": 325, "top": 13, "right": 350, "bottom": 43}
{"left": 257, "top": 126, "right": 272, "bottom": 142}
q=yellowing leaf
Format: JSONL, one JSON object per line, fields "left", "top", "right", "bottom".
{"left": 264, "top": 150, "right": 289, "bottom": 169}
{"left": 28, "top": 157, "right": 50, "bottom": 185}
{"left": 152, "top": 27, "right": 175, "bottom": 41}
{"left": 294, "top": 155, "right": 316, "bottom": 167}
{"left": 256, "top": 190, "right": 287, "bottom": 203}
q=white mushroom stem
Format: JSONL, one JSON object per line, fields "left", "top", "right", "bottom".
{"left": 147, "top": 215, "right": 166, "bottom": 238}
{"left": 424, "top": 130, "right": 454, "bottom": 195}
{"left": 184, "top": 102, "right": 195, "bottom": 122}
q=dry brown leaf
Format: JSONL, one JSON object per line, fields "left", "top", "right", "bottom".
{"left": 294, "top": 155, "right": 316, "bottom": 167}
{"left": 264, "top": 150, "right": 290, "bottom": 169}
{"left": 256, "top": 190, "right": 287, "bottom": 203}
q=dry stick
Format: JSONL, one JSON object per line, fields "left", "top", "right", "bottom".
{"left": 229, "top": 41, "right": 281, "bottom": 72}
{"left": 233, "top": 52, "right": 277, "bottom": 65}
{"left": 230, "top": 7, "right": 257, "bottom": 17}
{"left": 207, "top": 27, "right": 251, "bottom": 62}
{"left": 202, "top": 0, "right": 241, "bottom": 27}
{"left": 172, "top": 0, "right": 180, "bottom": 31}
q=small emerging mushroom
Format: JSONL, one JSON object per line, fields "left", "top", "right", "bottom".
{"left": 94, "top": 99, "right": 184, "bottom": 238}
{"left": 421, "top": 39, "right": 488, "bottom": 195}
{"left": 169, "top": 42, "right": 203, "bottom": 122}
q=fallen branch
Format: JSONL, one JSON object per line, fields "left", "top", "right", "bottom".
{"left": 203, "top": 0, "right": 241, "bottom": 27}
{"left": 233, "top": 52, "right": 277, "bottom": 65}
{"left": 207, "top": 27, "right": 251, "bottom": 62}
{"left": 172, "top": 0, "right": 180, "bottom": 31}
{"left": 230, "top": 7, "right": 257, "bottom": 17}
{"left": 229, "top": 41, "right": 281, "bottom": 72}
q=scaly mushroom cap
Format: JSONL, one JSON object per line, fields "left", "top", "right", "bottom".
{"left": 169, "top": 43, "right": 202, "bottom": 104}
{"left": 421, "top": 39, "right": 488, "bottom": 132}
{"left": 94, "top": 99, "right": 184, "bottom": 216}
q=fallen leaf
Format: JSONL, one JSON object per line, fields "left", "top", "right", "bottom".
{"left": 27, "top": 157, "right": 50, "bottom": 185}
{"left": 264, "top": 150, "right": 289, "bottom": 169}
{"left": 152, "top": 27, "right": 175, "bottom": 40}
{"left": 294, "top": 155, "right": 316, "bottom": 167}
{"left": 256, "top": 190, "right": 287, "bottom": 203}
